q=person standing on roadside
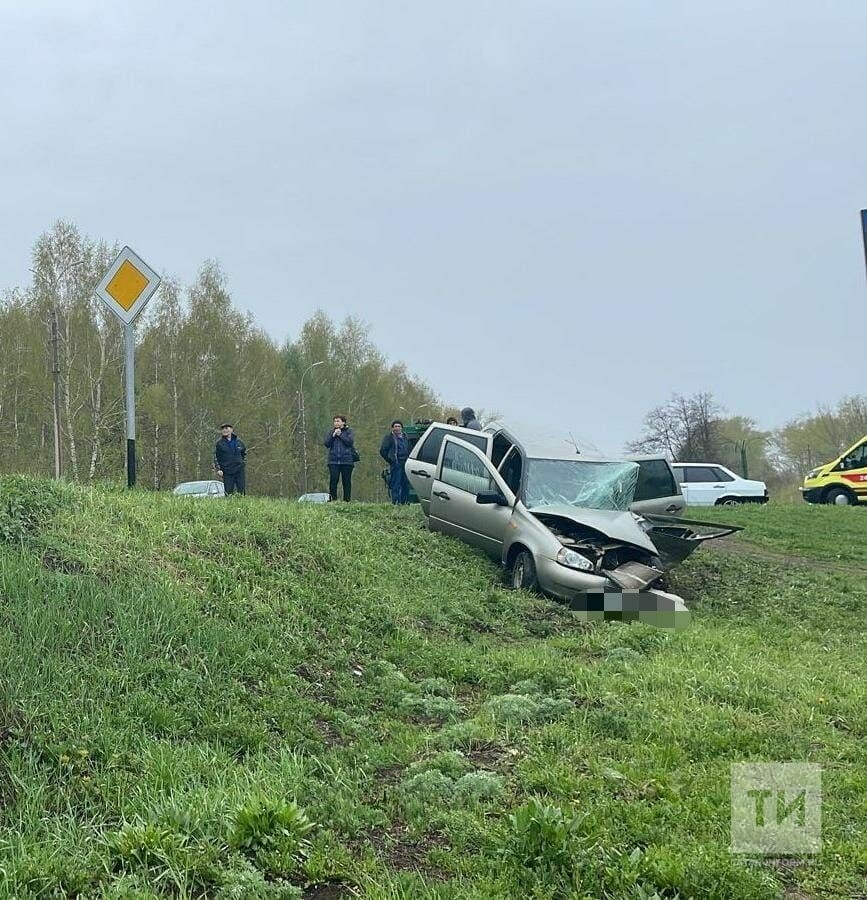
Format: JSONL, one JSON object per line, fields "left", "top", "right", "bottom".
{"left": 324, "top": 415, "right": 356, "bottom": 501}
{"left": 214, "top": 422, "right": 248, "bottom": 495}
{"left": 379, "top": 420, "right": 411, "bottom": 504}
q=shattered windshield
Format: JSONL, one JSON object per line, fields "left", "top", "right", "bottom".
{"left": 524, "top": 459, "right": 639, "bottom": 511}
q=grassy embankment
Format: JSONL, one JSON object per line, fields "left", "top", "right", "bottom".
{"left": 1, "top": 479, "right": 865, "bottom": 899}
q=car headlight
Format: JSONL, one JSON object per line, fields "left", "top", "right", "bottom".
{"left": 556, "top": 547, "right": 594, "bottom": 572}
{"left": 806, "top": 468, "right": 821, "bottom": 480}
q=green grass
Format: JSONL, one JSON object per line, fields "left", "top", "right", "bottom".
{"left": 684, "top": 502, "right": 867, "bottom": 566}
{"left": 1, "top": 477, "right": 865, "bottom": 898}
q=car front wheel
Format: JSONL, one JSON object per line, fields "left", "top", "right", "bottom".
{"left": 825, "top": 487, "right": 855, "bottom": 506}
{"left": 716, "top": 496, "right": 741, "bottom": 506}
{"left": 511, "top": 550, "right": 539, "bottom": 592}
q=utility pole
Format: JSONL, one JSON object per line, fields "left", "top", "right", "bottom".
{"left": 299, "top": 360, "right": 325, "bottom": 494}
{"left": 860, "top": 210, "right": 867, "bottom": 282}
{"left": 299, "top": 388, "right": 308, "bottom": 493}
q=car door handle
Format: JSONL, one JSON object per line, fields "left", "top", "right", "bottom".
{"left": 665, "top": 504, "right": 680, "bottom": 513}
{"left": 433, "top": 490, "right": 450, "bottom": 500}
{"left": 410, "top": 470, "right": 430, "bottom": 477}
{"left": 713, "top": 485, "right": 724, "bottom": 489}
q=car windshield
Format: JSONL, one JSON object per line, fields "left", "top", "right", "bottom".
{"left": 175, "top": 483, "right": 209, "bottom": 495}
{"left": 524, "top": 459, "right": 640, "bottom": 511}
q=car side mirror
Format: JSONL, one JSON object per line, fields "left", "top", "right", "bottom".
{"left": 476, "top": 490, "right": 508, "bottom": 506}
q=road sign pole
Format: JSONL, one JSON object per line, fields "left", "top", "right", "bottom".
{"left": 860, "top": 210, "right": 867, "bottom": 282}
{"left": 125, "top": 323, "right": 136, "bottom": 488}
{"left": 94, "top": 246, "right": 160, "bottom": 489}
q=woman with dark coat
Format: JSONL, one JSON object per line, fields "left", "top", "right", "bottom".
{"left": 324, "top": 415, "right": 356, "bottom": 501}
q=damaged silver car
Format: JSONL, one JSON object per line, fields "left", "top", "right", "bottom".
{"left": 406, "top": 431, "right": 740, "bottom": 628}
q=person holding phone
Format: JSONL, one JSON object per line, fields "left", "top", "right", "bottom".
{"left": 324, "top": 415, "right": 356, "bottom": 501}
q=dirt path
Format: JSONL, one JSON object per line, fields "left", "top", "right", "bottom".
{"left": 711, "top": 536, "right": 867, "bottom": 577}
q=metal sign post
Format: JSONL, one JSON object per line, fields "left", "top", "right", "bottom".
{"left": 125, "top": 324, "right": 137, "bottom": 487}
{"left": 94, "top": 246, "right": 161, "bottom": 488}
{"left": 860, "top": 210, "right": 867, "bottom": 282}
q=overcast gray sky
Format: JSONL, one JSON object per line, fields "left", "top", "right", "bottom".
{"left": 2, "top": 1, "right": 864, "bottom": 453}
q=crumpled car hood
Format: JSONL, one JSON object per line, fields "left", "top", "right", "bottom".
{"left": 528, "top": 504, "right": 658, "bottom": 554}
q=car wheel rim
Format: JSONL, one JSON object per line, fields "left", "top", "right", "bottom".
{"left": 834, "top": 494, "right": 850, "bottom": 506}
{"left": 513, "top": 561, "right": 524, "bottom": 588}
{"left": 723, "top": 499, "right": 738, "bottom": 506}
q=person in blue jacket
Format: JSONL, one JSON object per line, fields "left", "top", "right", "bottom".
{"left": 324, "top": 415, "right": 356, "bottom": 501}
{"left": 379, "top": 420, "right": 411, "bottom": 504}
{"left": 214, "top": 422, "right": 247, "bottom": 495}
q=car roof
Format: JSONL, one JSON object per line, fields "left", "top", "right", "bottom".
{"left": 441, "top": 426, "right": 642, "bottom": 465}
{"left": 517, "top": 442, "right": 636, "bottom": 464}
{"left": 440, "top": 422, "right": 651, "bottom": 467}
{"left": 673, "top": 461, "right": 727, "bottom": 466}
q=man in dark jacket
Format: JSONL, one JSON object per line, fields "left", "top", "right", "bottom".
{"left": 214, "top": 423, "right": 247, "bottom": 495}
{"left": 379, "top": 420, "right": 411, "bottom": 504}
{"left": 460, "top": 407, "right": 483, "bottom": 430}
{"left": 324, "top": 415, "right": 356, "bottom": 501}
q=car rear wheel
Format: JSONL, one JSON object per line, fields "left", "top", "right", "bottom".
{"left": 716, "top": 496, "right": 741, "bottom": 506}
{"left": 511, "top": 551, "right": 539, "bottom": 592}
{"left": 825, "top": 487, "right": 855, "bottom": 506}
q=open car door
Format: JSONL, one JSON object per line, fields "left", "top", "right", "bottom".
{"left": 638, "top": 513, "right": 743, "bottom": 569}
{"left": 428, "top": 435, "right": 516, "bottom": 560}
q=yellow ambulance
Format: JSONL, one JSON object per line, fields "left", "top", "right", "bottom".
{"left": 800, "top": 435, "right": 867, "bottom": 505}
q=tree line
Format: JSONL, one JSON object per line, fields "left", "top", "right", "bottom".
{"left": 0, "top": 221, "right": 446, "bottom": 500}
{"left": 3, "top": 221, "right": 862, "bottom": 499}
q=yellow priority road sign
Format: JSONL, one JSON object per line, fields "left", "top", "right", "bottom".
{"left": 95, "top": 246, "right": 161, "bottom": 324}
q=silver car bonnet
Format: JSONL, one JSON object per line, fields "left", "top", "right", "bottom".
{"left": 528, "top": 504, "right": 658, "bottom": 555}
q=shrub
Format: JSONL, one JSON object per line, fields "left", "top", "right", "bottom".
{"left": 0, "top": 475, "right": 68, "bottom": 544}
{"left": 481, "top": 693, "right": 572, "bottom": 725}
{"left": 499, "top": 798, "right": 588, "bottom": 883}
{"left": 416, "top": 676, "right": 453, "bottom": 697}
{"left": 230, "top": 798, "right": 316, "bottom": 878}
{"left": 407, "top": 751, "right": 474, "bottom": 780}
{"left": 215, "top": 857, "right": 303, "bottom": 899}
{"left": 399, "top": 769, "right": 455, "bottom": 802}
{"left": 454, "top": 771, "right": 506, "bottom": 803}
{"left": 399, "top": 693, "right": 462, "bottom": 721}
{"left": 107, "top": 822, "right": 207, "bottom": 891}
